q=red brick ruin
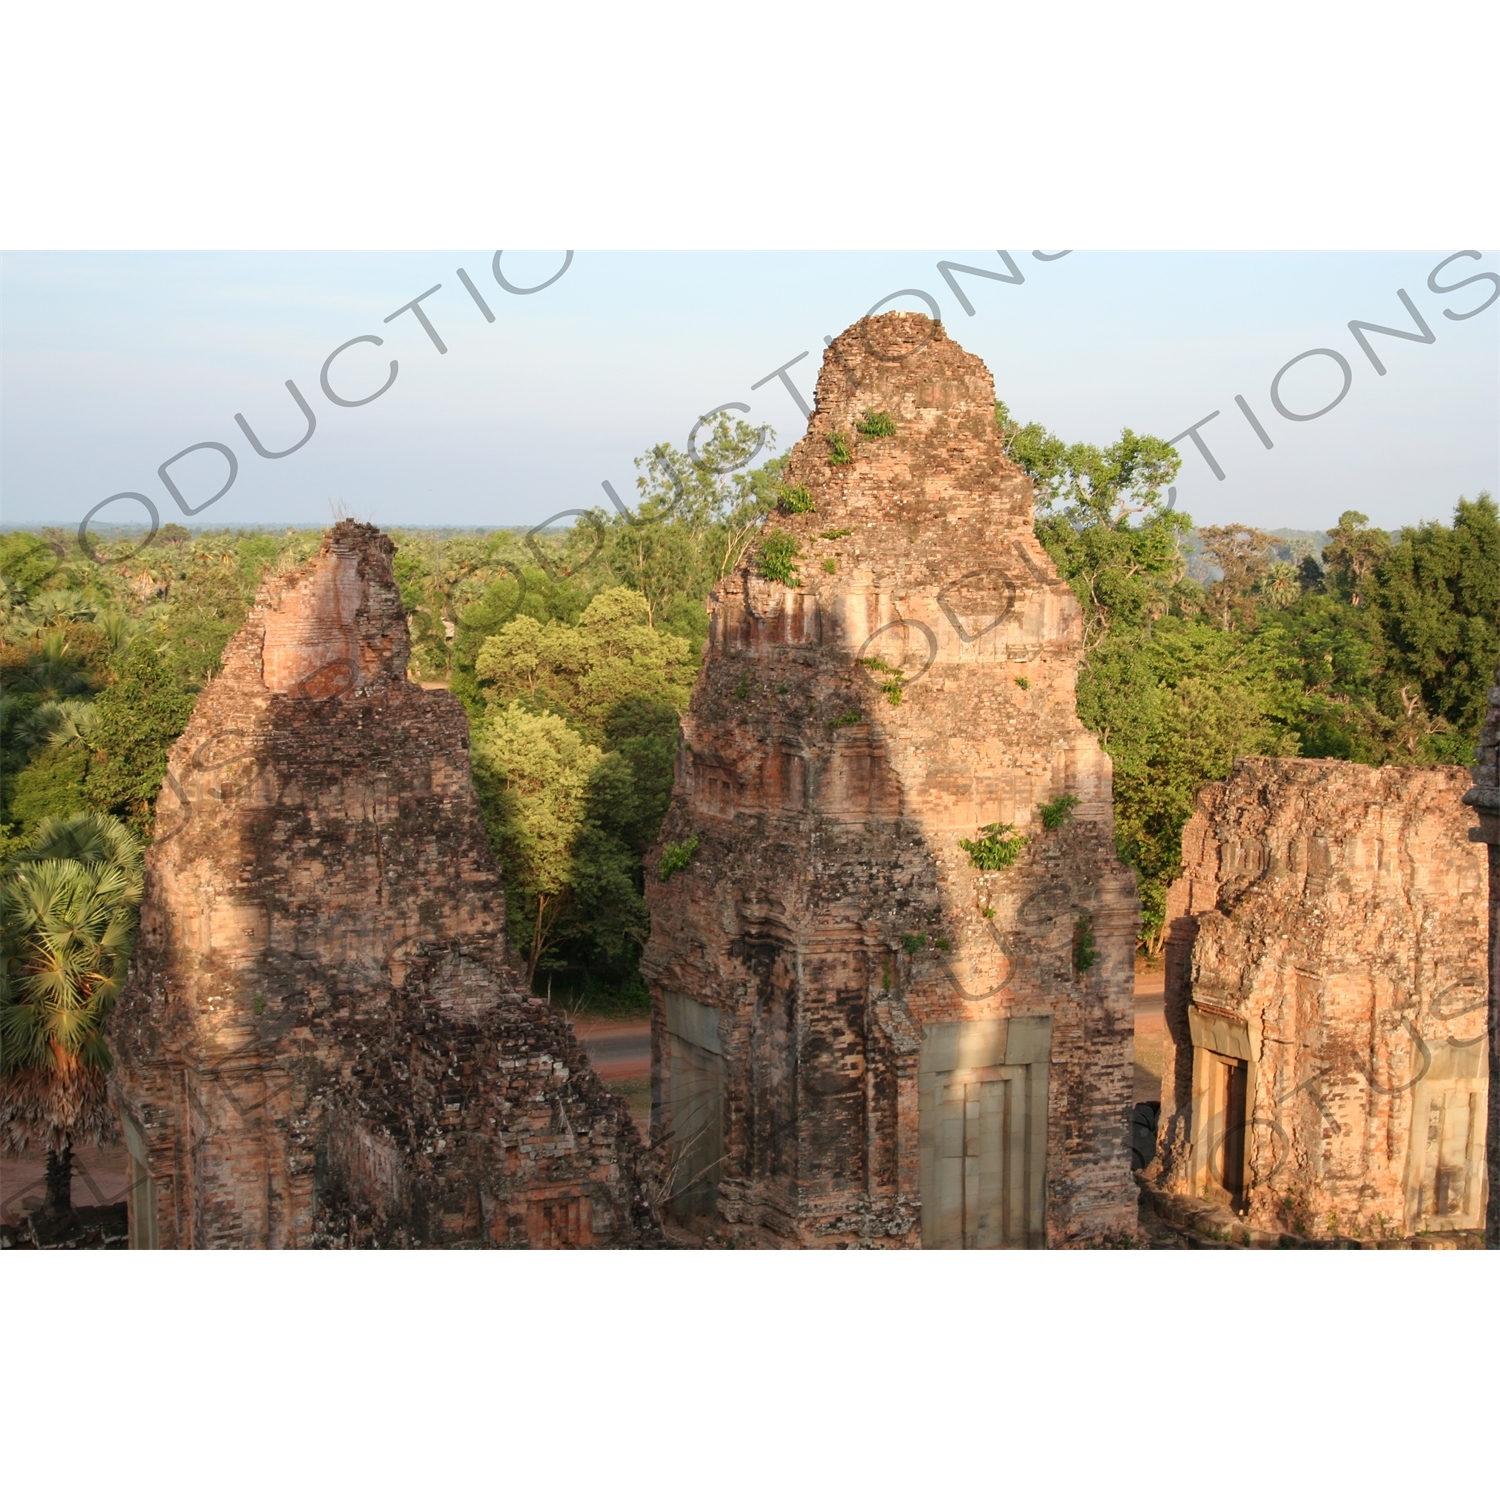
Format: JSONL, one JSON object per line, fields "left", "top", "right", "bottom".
{"left": 1154, "top": 757, "right": 1489, "bottom": 1240}
{"left": 1465, "top": 663, "right": 1499, "bottom": 1246}
{"left": 100, "top": 337, "right": 1495, "bottom": 1255}
{"left": 108, "top": 523, "right": 659, "bottom": 1248}
{"left": 641, "top": 314, "right": 1140, "bottom": 1247}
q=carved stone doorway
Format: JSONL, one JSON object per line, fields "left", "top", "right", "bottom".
{"left": 919, "top": 1019, "right": 1050, "bottom": 1248}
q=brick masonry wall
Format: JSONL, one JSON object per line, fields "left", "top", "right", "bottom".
{"left": 641, "top": 314, "right": 1139, "bottom": 1247}
{"left": 1463, "top": 663, "right": 1499, "bottom": 1246}
{"left": 1157, "top": 756, "right": 1489, "bottom": 1238}
{"left": 108, "top": 522, "right": 660, "bottom": 1248}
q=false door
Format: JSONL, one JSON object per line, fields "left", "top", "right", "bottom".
{"left": 919, "top": 1018, "right": 1050, "bottom": 1248}
{"left": 1405, "top": 1037, "right": 1488, "bottom": 1231}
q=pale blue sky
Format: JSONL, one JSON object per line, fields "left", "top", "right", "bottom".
{"left": 2, "top": 250, "right": 1495, "bottom": 537}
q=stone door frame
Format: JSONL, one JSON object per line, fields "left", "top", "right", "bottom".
{"left": 1186, "top": 1004, "right": 1259, "bottom": 1209}
{"left": 917, "top": 1017, "right": 1051, "bottom": 1248}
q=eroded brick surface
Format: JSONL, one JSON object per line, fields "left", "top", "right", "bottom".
{"left": 108, "top": 523, "right": 659, "bottom": 1248}
{"left": 1464, "top": 664, "right": 1499, "bottom": 1246}
{"left": 642, "top": 315, "right": 1139, "bottom": 1248}
{"left": 1156, "top": 756, "right": 1489, "bottom": 1239}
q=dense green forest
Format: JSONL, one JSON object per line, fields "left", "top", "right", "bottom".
{"left": 3, "top": 409, "right": 1496, "bottom": 1053}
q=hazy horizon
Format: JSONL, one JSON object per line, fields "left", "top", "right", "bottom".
{"left": 3, "top": 251, "right": 1495, "bottom": 541}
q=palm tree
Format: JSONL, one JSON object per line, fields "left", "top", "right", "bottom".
{"left": 9, "top": 698, "right": 97, "bottom": 756}
{"left": 92, "top": 608, "right": 139, "bottom": 656}
{"left": 3, "top": 628, "right": 96, "bottom": 699}
{"left": 0, "top": 813, "right": 142, "bottom": 1219}
{"left": 1, "top": 590, "right": 95, "bottom": 642}
{"left": 1260, "top": 560, "right": 1303, "bottom": 610}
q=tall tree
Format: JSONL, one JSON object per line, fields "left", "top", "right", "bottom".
{"left": 471, "top": 588, "right": 694, "bottom": 1001}
{"left": 1322, "top": 510, "right": 1391, "bottom": 606}
{"left": 608, "top": 412, "right": 784, "bottom": 621}
{"left": 1197, "top": 524, "right": 1277, "bottom": 631}
{"left": 469, "top": 705, "right": 605, "bottom": 988}
{"left": 1367, "top": 492, "right": 1500, "bottom": 761}
{"left": 84, "top": 638, "right": 194, "bottom": 835}
{"left": 1078, "top": 621, "right": 1300, "bottom": 947}
{"left": 999, "top": 402, "right": 1188, "bottom": 647}
{"left": 474, "top": 587, "right": 696, "bottom": 741}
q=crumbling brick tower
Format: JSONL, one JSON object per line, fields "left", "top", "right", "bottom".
{"left": 108, "top": 522, "right": 658, "bottom": 1248}
{"left": 641, "top": 314, "right": 1139, "bottom": 1248}
{"left": 1156, "top": 758, "right": 1489, "bottom": 1239}
{"left": 1464, "top": 662, "right": 1500, "bottom": 1247}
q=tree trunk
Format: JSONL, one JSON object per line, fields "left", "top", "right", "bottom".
{"left": 527, "top": 897, "right": 545, "bottom": 991}
{"left": 44, "top": 1144, "right": 73, "bottom": 1217}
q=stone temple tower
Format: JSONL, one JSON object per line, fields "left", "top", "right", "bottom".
{"left": 641, "top": 314, "right": 1139, "bottom": 1247}
{"left": 109, "top": 523, "right": 658, "bottom": 1249}
{"left": 1158, "top": 758, "right": 1488, "bottom": 1240}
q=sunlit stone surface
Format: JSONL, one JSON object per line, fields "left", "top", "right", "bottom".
{"left": 1157, "top": 756, "right": 1489, "bottom": 1239}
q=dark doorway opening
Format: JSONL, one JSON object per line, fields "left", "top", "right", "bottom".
{"left": 1217, "top": 1056, "right": 1248, "bottom": 1208}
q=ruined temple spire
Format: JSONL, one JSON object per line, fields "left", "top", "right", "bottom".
{"left": 108, "top": 523, "right": 659, "bottom": 1248}
{"left": 642, "top": 313, "right": 1139, "bottom": 1247}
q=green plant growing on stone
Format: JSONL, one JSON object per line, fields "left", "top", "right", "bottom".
{"left": 981, "top": 904, "right": 995, "bottom": 919}
{"left": 822, "top": 557, "right": 837, "bottom": 574}
{"left": 899, "top": 932, "right": 928, "bottom": 954}
{"left": 1282, "top": 1193, "right": 1312, "bottom": 1238}
{"left": 658, "top": 835, "right": 700, "bottom": 881}
{"left": 829, "top": 709, "right": 862, "bottom": 728}
{"left": 1038, "top": 793, "right": 1080, "bottom": 830}
{"left": 858, "top": 655, "right": 906, "bottom": 706}
{"left": 1014, "top": 676, "right": 1030, "bottom": 691}
{"left": 856, "top": 410, "right": 897, "bottom": 437}
{"left": 958, "top": 823, "right": 1028, "bottom": 871}
{"left": 734, "top": 672, "right": 750, "bottom": 700}
{"left": 777, "top": 484, "right": 815, "bottom": 515}
{"left": 819, "top": 527, "right": 853, "bottom": 540}
{"left": 756, "top": 530, "right": 802, "bottom": 587}
{"left": 1073, "top": 912, "right": 1098, "bottom": 973}
{"left": 825, "top": 432, "right": 853, "bottom": 466}
{"left": 252, "top": 994, "right": 266, "bottom": 1016}
{"left": 932, "top": 935, "right": 951, "bottom": 951}
{"left": 881, "top": 962, "right": 893, "bottom": 992}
